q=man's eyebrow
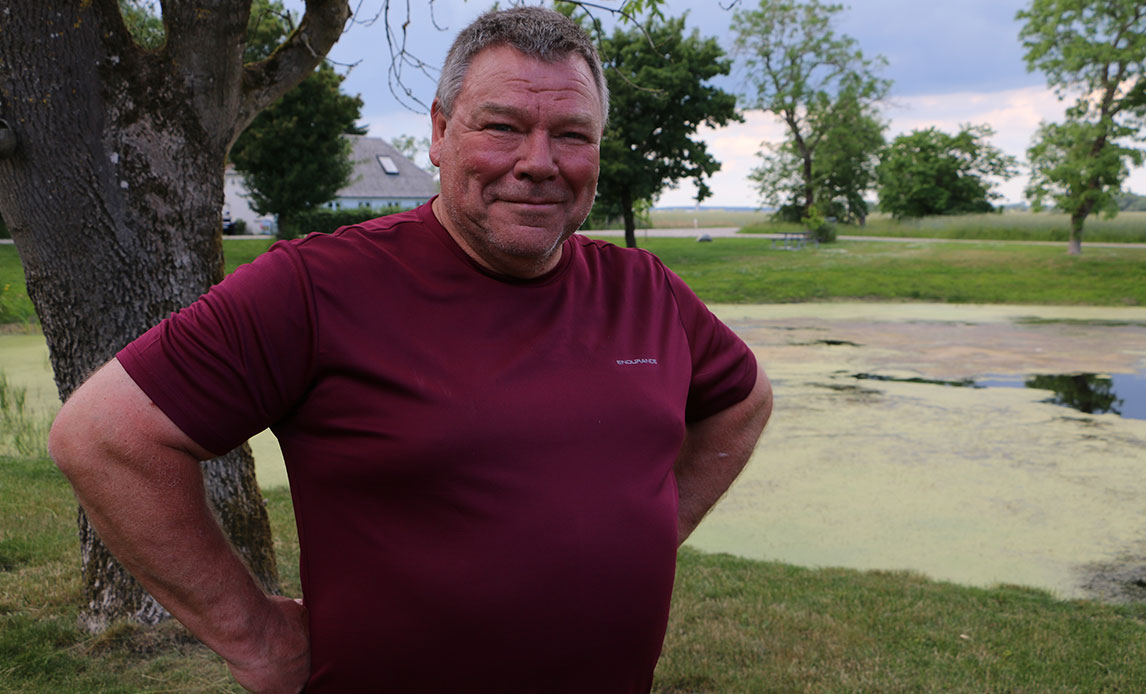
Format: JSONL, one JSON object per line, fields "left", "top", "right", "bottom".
{"left": 476, "top": 102, "right": 525, "bottom": 119}
{"left": 476, "top": 102, "right": 599, "bottom": 130}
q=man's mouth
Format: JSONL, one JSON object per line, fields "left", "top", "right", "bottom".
{"left": 499, "top": 198, "right": 564, "bottom": 206}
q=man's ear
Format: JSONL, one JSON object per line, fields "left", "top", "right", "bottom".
{"left": 429, "top": 99, "right": 447, "bottom": 167}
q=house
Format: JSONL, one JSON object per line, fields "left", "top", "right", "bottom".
{"left": 224, "top": 135, "right": 439, "bottom": 234}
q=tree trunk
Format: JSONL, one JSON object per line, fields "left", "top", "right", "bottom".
{"left": 1068, "top": 212, "right": 1084, "bottom": 256}
{"left": 802, "top": 153, "right": 815, "bottom": 219}
{"left": 1068, "top": 201, "right": 1092, "bottom": 256}
{"left": 0, "top": 0, "right": 347, "bottom": 631}
{"left": 621, "top": 187, "right": 638, "bottom": 249}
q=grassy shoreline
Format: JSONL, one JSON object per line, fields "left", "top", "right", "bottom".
{"left": 2, "top": 455, "right": 1145, "bottom": 693}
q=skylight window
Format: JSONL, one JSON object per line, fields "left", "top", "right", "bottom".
{"left": 377, "top": 155, "right": 399, "bottom": 175}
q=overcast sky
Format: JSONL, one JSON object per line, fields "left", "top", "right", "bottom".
{"left": 284, "top": 0, "right": 1145, "bottom": 207}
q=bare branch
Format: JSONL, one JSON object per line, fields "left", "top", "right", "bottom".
{"left": 239, "top": 0, "right": 352, "bottom": 130}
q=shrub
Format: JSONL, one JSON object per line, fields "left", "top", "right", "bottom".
{"left": 280, "top": 205, "right": 407, "bottom": 239}
{"left": 808, "top": 221, "right": 837, "bottom": 243}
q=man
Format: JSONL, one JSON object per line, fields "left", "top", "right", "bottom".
{"left": 50, "top": 7, "right": 771, "bottom": 693}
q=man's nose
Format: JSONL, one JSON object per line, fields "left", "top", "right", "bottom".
{"left": 513, "top": 131, "right": 559, "bottom": 181}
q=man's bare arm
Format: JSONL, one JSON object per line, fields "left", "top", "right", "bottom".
{"left": 674, "top": 364, "right": 773, "bottom": 545}
{"left": 49, "top": 359, "right": 309, "bottom": 693}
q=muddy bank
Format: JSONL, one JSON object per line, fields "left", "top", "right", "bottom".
{"left": 694, "top": 303, "right": 1146, "bottom": 601}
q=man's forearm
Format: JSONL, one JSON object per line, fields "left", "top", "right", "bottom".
{"left": 674, "top": 365, "right": 773, "bottom": 544}
{"left": 49, "top": 360, "right": 309, "bottom": 692}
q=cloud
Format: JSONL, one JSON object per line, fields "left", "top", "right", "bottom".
{"left": 659, "top": 85, "right": 1146, "bottom": 207}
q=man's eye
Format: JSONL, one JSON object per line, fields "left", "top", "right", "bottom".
{"left": 486, "top": 123, "right": 515, "bottom": 132}
{"left": 561, "top": 132, "right": 590, "bottom": 141}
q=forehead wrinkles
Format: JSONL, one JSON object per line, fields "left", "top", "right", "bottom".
{"left": 456, "top": 51, "right": 602, "bottom": 122}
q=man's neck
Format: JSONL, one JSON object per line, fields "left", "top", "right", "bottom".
{"left": 430, "top": 197, "right": 565, "bottom": 280}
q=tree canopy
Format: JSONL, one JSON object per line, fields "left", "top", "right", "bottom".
{"left": 593, "top": 13, "right": 740, "bottom": 248}
{"left": 231, "top": 63, "right": 364, "bottom": 238}
{"left": 751, "top": 93, "right": 884, "bottom": 227}
{"left": 734, "top": 0, "right": 890, "bottom": 229}
{"left": 1018, "top": 0, "right": 1146, "bottom": 254}
{"left": 877, "top": 124, "right": 1018, "bottom": 219}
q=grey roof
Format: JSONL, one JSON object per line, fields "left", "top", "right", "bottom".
{"left": 338, "top": 135, "right": 439, "bottom": 200}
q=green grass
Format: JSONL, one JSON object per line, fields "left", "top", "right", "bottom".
{"left": 635, "top": 237, "right": 1146, "bottom": 306}
{"left": 2, "top": 455, "right": 1145, "bottom": 692}
{"left": 0, "top": 247, "right": 35, "bottom": 325}
{"left": 0, "top": 371, "right": 49, "bottom": 459}
{"left": 3, "top": 233, "right": 1145, "bottom": 326}
{"left": 741, "top": 210, "right": 1146, "bottom": 244}
{"left": 649, "top": 208, "right": 775, "bottom": 229}
{"left": 0, "top": 240, "right": 276, "bottom": 326}
{"left": 222, "top": 238, "right": 275, "bottom": 274}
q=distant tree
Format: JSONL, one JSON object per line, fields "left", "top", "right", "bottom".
{"left": 390, "top": 134, "right": 439, "bottom": 178}
{"left": 1116, "top": 191, "right": 1146, "bottom": 211}
{"left": 752, "top": 93, "right": 885, "bottom": 227}
{"left": 734, "top": 0, "right": 890, "bottom": 229}
{"left": 118, "top": 0, "right": 164, "bottom": 48}
{"left": 594, "top": 14, "right": 741, "bottom": 248}
{"left": 1018, "top": 0, "right": 1146, "bottom": 255}
{"left": 231, "top": 63, "right": 363, "bottom": 238}
{"left": 877, "top": 124, "right": 1018, "bottom": 219}
{"left": 242, "top": 0, "right": 295, "bottom": 61}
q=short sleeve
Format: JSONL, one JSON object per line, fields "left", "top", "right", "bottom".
{"left": 664, "top": 267, "right": 758, "bottom": 422}
{"left": 117, "top": 243, "right": 317, "bottom": 456}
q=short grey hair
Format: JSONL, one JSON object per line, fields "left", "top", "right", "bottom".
{"left": 435, "top": 6, "right": 609, "bottom": 127}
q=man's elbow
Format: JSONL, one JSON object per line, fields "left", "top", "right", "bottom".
{"left": 749, "top": 364, "right": 774, "bottom": 431}
{"left": 49, "top": 391, "right": 101, "bottom": 482}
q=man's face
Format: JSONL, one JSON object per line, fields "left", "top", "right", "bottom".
{"left": 430, "top": 45, "right": 603, "bottom": 278}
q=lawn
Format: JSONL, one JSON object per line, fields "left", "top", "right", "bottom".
{"left": 2, "top": 454, "right": 1145, "bottom": 693}
{"left": 632, "top": 237, "right": 1146, "bottom": 306}
{"left": 3, "top": 235, "right": 1145, "bottom": 326}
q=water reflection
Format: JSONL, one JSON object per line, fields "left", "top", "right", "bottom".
{"left": 1025, "top": 374, "right": 1122, "bottom": 416}
{"left": 849, "top": 371, "right": 1145, "bottom": 420}
{"left": 976, "top": 372, "right": 1142, "bottom": 419}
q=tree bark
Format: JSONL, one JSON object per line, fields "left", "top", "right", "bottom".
{"left": 0, "top": 0, "right": 348, "bottom": 630}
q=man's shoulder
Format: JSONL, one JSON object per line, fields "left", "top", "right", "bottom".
{"left": 570, "top": 234, "right": 665, "bottom": 270}
{"left": 568, "top": 234, "right": 674, "bottom": 286}
{"left": 275, "top": 204, "right": 437, "bottom": 272}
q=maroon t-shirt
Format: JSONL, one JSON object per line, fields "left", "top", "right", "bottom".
{"left": 119, "top": 201, "right": 757, "bottom": 692}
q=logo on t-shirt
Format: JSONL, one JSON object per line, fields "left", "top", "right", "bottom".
{"left": 616, "top": 358, "right": 658, "bottom": 366}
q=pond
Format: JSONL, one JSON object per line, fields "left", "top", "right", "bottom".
{"left": 6, "top": 302, "right": 1146, "bottom": 601}
{"left": 698, "top": 302, "right": 1146, "bottom": 602}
